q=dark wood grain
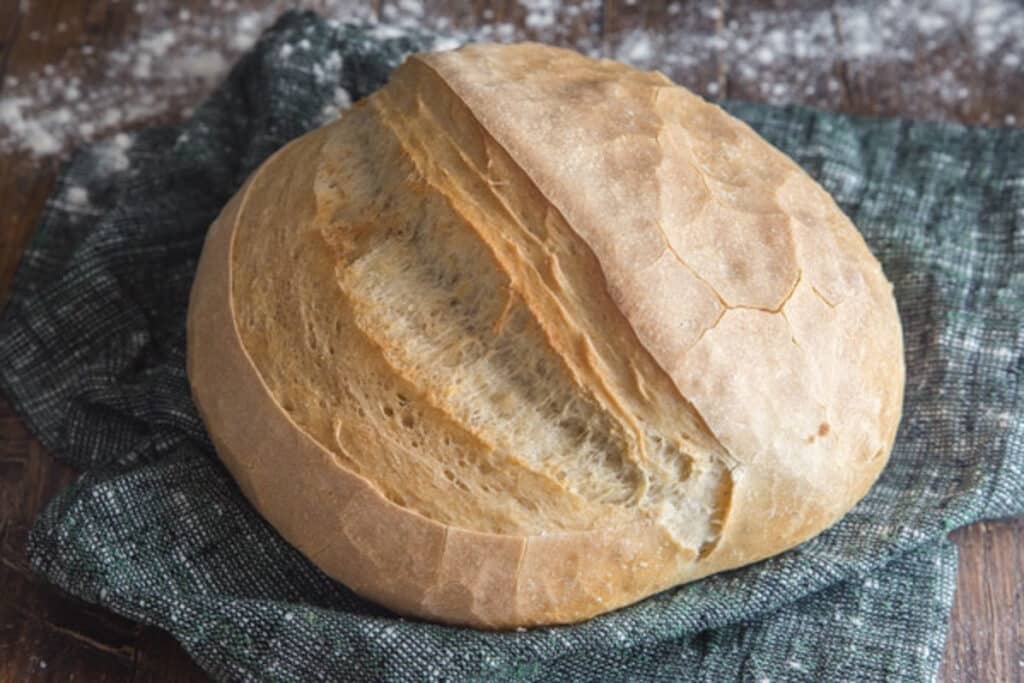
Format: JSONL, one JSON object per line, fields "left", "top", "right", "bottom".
{"left": 1, "top": 2, "right": 1021, "bottom": 682}
{"left": 943, "top": 519, "right": 1024, "bottom": 683}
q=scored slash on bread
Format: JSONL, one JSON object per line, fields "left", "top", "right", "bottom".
{"left": 187, "top": 43, "right": 904, "bottom": 628}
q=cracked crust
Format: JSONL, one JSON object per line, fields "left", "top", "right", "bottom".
{"left": 187, "top": 43, "right": 904, "bottom": 628}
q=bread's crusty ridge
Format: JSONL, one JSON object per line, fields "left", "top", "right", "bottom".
{"left": 187, "top": 42, "right": 904, "bottom": 628}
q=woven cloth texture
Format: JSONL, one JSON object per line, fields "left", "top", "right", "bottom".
{"left": 1, "top": 12, "right": 1021, "bottom": 682}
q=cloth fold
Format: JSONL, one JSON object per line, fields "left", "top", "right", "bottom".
{"left": 1, "top": 12, "right": 1021, "bottom": 682}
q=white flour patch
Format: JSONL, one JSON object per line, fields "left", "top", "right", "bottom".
{"left": 0, "top": 97, "right": 62, "bottom": 155}
{"left": 521, "top": 0, "right": 559, "bottom": 30}
{"left": 98, "top": 132, "right": 135, "bottom": 172}
{"left": 319, "top": 86, "right": 354, "bottom": 125}
{"left": 616, "top": 31, "right": 654, "bottom": 66}
{"left": 67, "top": 186, "right": 89, "bottom": 205}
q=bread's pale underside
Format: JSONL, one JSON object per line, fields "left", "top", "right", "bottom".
{"left": 187, "top": 43, "right": 905, "bottom": 628}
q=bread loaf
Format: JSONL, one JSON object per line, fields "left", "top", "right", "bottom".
{"left": 187, "top": 42, "right": 904, "bottom": 628}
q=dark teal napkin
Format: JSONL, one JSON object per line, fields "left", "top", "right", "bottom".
{"left": 2, "top": 11, "right": 1021, "bottom": 682}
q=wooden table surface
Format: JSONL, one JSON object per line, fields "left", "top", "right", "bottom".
{"left": 1, "top": 1, "right": 1021, "bottom": 681}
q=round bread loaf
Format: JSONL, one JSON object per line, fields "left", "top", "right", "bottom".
{"left": 187, "top": 42, "right": 904, "bottom": 628}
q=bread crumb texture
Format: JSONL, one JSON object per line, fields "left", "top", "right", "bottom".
{"left": 195, "top": 43, "right": 904, "bottom": 626}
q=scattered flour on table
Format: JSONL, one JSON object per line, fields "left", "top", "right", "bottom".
{"left": 0, "top": 0, "right": 375, "bottom": 160}
{"left": 1, "top": 0, "right": 1022, "bottom": 160}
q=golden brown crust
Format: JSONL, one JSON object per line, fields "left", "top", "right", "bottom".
{"left": 419, "top": 43, "right": 904, "bottom": 569}
{"left": 187, "top": 130, "right": 690, "bottom": 628}
{"left": 187, "top": 42, "right": 905, "bottom": 628}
